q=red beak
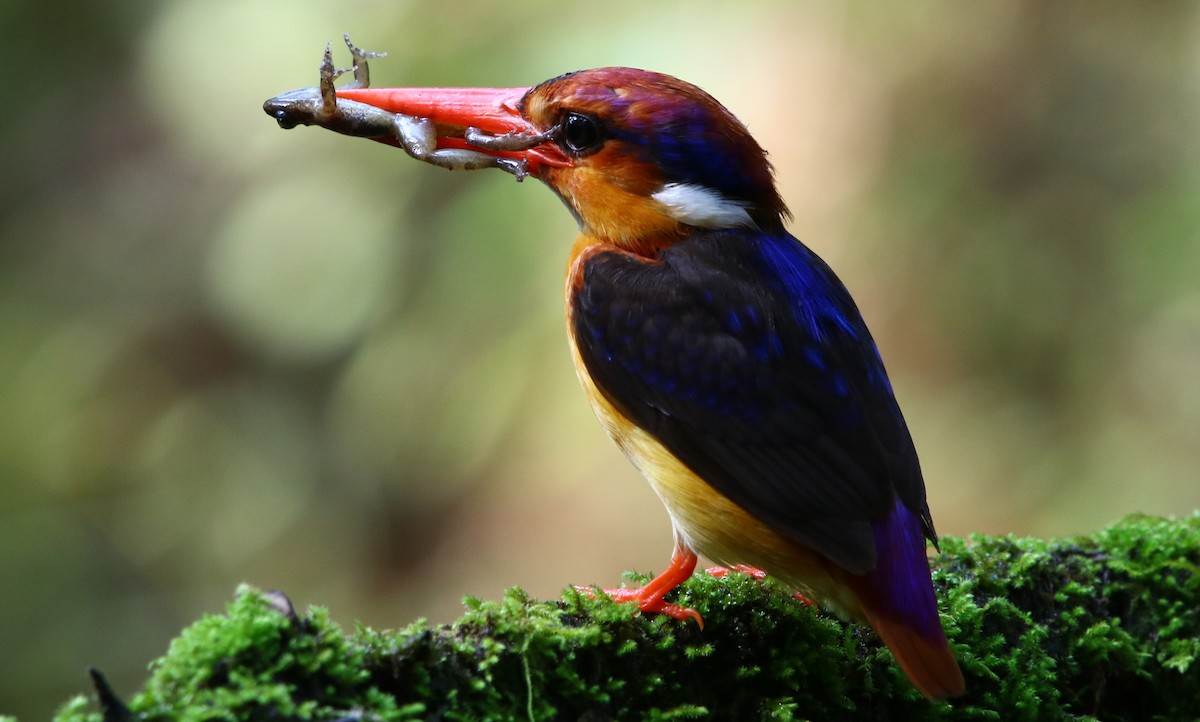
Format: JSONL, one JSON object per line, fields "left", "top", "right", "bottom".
{"left": 336, "top": 86, "right": 571, "bottom": 173}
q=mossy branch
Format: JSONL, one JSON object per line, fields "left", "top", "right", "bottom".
{"left": 55, "top": 514, "right": 1199, "bottom": 722}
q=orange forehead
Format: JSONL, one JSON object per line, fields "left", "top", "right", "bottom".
{"left": 521, "top": 67, "right": 729, "bottom": 131}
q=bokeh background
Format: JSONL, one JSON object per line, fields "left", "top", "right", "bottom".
{"left": 3, "top": 1, "right": 1199, "bottom": 718}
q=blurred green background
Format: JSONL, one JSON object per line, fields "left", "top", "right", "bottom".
{"left": 3, "top": 1, "right": 1199, "bottom": 718}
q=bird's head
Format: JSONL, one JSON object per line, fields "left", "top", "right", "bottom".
{"left": 338, "top": 67, "right": 788, "bottom": 255}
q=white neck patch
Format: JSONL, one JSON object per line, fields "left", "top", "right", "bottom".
{"left": 651, "top": 182, "right": 757, "bottom": 230}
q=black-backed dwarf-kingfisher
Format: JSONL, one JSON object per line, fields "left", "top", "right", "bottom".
{"left": 266, "top": 36, "right": 965, "bottom": 699}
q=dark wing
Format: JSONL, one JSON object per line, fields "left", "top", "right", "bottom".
{"left": 571, "top": 230, "right": 933, "bottom": 574}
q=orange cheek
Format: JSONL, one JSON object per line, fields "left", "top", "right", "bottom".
{"left": 546, "top": 164, "right": 682, "bottom": 254}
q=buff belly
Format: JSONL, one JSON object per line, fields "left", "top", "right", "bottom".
{"left": 567, "top": 337, "right": 866, "bottom": 620}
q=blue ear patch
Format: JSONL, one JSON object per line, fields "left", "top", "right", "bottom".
{"left": 612, "top": 117, "right": 771, "bottom": 211}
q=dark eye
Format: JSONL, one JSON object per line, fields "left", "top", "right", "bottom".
{"left": 561, "top": 112, "right": 604, "bottom": 153}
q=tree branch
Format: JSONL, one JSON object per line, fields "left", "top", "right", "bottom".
{"left": 55, "top": 514, "right": 1200, "bottom": 721}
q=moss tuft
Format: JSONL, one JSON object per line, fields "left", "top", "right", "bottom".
{"left": 53, "top": 514, "right": 1200, "bottom": 721}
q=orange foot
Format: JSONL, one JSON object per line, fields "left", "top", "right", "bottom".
{"left": 703, "top": 564, "right": 816, "bottom": 607}
{"left": 576, "top": 546, "right": 704, "bottom": 628}
{"left": 704, "top": 563, "right": 768, "bottom": 580}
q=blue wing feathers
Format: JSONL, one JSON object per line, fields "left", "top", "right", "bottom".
{"left": 572, "top": 229, "right": 935, "bottom": 572}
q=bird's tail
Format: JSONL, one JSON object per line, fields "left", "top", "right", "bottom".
{"left": 856, "top": 596, "right": 965, "bottom": 700}
{"left": 845, "top": 497, "right": 965, "bottom": 700}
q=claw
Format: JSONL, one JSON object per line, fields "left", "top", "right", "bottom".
{"left": 704, "top": 564, "right": 817, "bottom": 606}
{"left": 573, "top": 544, "right": 704, "bottom": 627}
{"left": 704, "top": 564, "right": 768, "bottom": 580}
{"left": 575, "top": 584, "right": 705, "bottom": 629}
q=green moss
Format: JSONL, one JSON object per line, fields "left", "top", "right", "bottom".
{"left": 54, "top": 514, "right": 1200, "bottom": 721}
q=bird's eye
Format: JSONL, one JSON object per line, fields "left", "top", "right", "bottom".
{"left": 560, "top": 112, "right": 604, "bottom": 153}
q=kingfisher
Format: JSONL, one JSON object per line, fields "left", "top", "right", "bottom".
{"left": 265, "top": 37, "right": 965, "bottom": 699}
